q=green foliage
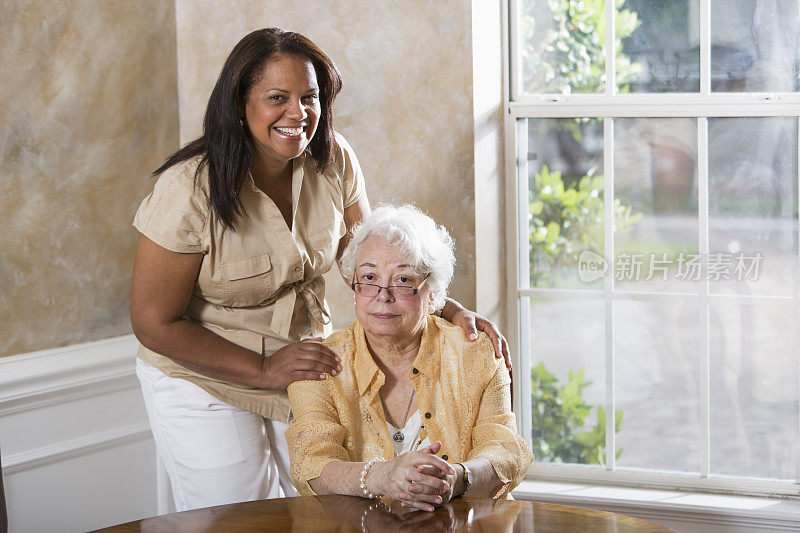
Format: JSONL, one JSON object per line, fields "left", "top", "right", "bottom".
{"left": 530, "top": 164, "right": 642, "bottom": 287}
{"left": 521, "top": 0, "right": 643, "bottom": 94}
{"left": 532, "top": 362, "right": 623, "bottom": 465}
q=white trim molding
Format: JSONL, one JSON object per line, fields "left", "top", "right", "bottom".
{"left": 3, "top": 422, "right": 150, "bottom": 475}
{"left": 0, "top": 334, "right": 140, "bottom": 416}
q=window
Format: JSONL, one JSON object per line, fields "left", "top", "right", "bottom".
{"left": 505, "top": 0, "right": 800, "bottom": 496}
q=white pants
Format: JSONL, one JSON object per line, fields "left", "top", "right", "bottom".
{"left": 136, "top": 359, "right": 296, "bottom": 512}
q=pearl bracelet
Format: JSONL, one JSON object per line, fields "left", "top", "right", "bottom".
{"left": 359, "top": 457, "right": 384, "bottom": 499}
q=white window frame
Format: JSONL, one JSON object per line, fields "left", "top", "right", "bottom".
{"left": 503, "top": 0, "right": 800, "bottom": 497}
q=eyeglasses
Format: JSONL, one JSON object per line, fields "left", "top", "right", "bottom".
{"left": 351, "top": 275, "right": 429, "bottom": 300}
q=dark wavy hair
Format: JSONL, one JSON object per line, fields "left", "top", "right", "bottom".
{"left": 154, "top": 28, "right": 343, "bottom": 230}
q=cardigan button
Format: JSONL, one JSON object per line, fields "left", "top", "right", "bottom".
{"left": 442, "top": 454, "right": 448, "bottom": 461}
{"left": 412, "top": 368, "right": 419, "bottom": 374}
{"left": 424, "top": 412, "right": 432, "bottom": 419}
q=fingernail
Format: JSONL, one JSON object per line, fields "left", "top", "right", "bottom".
{"left": 469, "top": 333, "right": 478, "bottom": 341}
{"left": 319, "top": 374, "right": 326, "bottom": 380}
{"left": 337, "top": 364, "right": 342, "bottom": 371}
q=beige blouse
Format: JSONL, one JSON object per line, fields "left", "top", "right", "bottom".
{"left": 133, "top": 133, "right": 366, "bottom": 421}
{"left": 286, "top": 316, "right": 533, "bottom": 498}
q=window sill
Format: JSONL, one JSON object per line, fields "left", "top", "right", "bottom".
{"left": 512, "top": 480, "right": 800, "bottom": 532}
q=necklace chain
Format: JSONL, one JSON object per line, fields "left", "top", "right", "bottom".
{"left": 386, "top": 389, "right": 416, "bottom": 442}
{"left": 399, "top": 389, "right": 415, "bottom": 428}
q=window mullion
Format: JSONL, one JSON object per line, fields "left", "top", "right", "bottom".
{"left": 605, "top": 0, "right": 615, "bottom": 95}
{"left": 700, "top": 0, "right": 711, "bottom": 94}
{"left": 796, "top": 117, "right": 800, "bottom": 484}
{"left": 516, "top": 118, "right": 530, "bottom": 290}
{"left": 508, "top": 0, "right": 521, "bottom": 101}
{"left": 519, "top": 297, "right": 532, "bottom": 450}
{"left": 509, "top": 100, "right": 800, "bottom": 119}
{"left": 698, "top": 117, "right": 711, "bottom": 478}
{"left": 604, "top": 117, "right": 615, "bottom": 471}
{"left": 516, "top": 118, "right": 533, "bottom": 450}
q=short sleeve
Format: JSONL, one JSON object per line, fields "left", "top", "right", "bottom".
{"left": 133, "top": 163, "right": 208, "bottom": 254}
{"left": 334, "top": 133, "right": 366, "bottom": 209}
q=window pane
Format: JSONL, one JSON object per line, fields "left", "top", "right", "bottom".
{"left": 614, "top": 299, "right": 702, "bottom": 473}
{"left": 519, "top": 0, "right": 607, "bottom": 94}
{"left": 710, "top": 304, "right": 799, "bottom": 480}
{"left": 711, "top": 0, "right": 800, "bottom": 92}
{"left": 709, "top": 117, "right": 799, "bottom": 297}
{"left": 614, "top": 118, "right": 699, "bottom": 293}
{"left": 527, "top": 118, "right": 605, "bottom": 289}
{"left": 621, "top": 0, "right": 700, "bottom": 93}
{"left": 531, "top": 298, "right": 605, "bottom": 465}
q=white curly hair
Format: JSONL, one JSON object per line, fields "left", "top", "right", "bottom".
{"left": 338, "top": 204, "right": 455, "bottom": 310}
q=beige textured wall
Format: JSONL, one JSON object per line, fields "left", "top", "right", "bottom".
{"left": 0, "top": 0, "right": 179, "bottom": 357}
{"left": 175, "top": 0, "right": 479, "bottom": 329}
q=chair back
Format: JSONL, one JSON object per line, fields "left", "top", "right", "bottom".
{"left": 1, "top": 446, "right": 7, "bottom": 533}
{"left": 509, "top": 367, "right": 515, "bottom": 413}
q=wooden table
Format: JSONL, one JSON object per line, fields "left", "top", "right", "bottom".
{"left": 95, "top": 495, "right": 675, "bottom": 532}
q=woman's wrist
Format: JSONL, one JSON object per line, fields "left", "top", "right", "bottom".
{"left": 440, "top": 299, "right": 463, "bottom": 322}
{"left": 361, "top": 458, "right": 385, "bottom": 499}
{"left": 440, "top": 300, "right": 451, "bottom": 321}
{"left": 452, "top": 463, "right": 465, "bottom": 497}
{"left": 256, "top": 356, "right": 270, "bottom": 389}
{"left": 258, "top": 355, "right": 280, "bottom": 390}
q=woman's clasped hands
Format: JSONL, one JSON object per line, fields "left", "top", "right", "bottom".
{"left": 366, "top": 442, "right": 457, "bottom": 512}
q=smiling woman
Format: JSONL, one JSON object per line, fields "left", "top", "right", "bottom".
{"left": 130, "top": 28, "right": 367, "bottom": 512}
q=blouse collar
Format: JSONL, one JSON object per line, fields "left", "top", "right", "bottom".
{"left": 353, "top": 315, "right": 441, "bottom": 398}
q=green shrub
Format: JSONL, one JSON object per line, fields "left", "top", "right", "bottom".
{"left": 532, "top": 361, "right": 622, "bottom": 465}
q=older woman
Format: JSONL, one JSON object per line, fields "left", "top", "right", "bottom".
{"left": 286, "top": 205, "right": 532, "bottom": 511}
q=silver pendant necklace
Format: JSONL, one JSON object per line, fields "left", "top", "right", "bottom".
{"left": 390, "top": 389, "right": 416, "bottom": 443}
